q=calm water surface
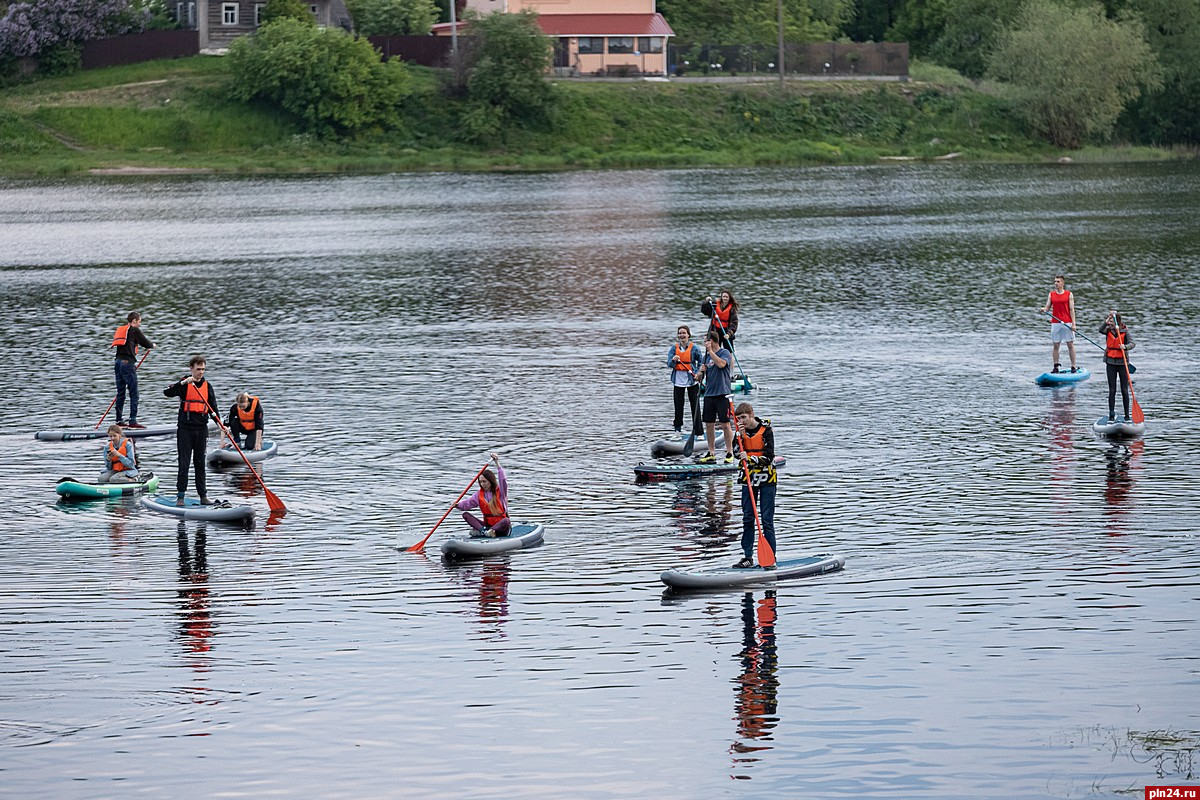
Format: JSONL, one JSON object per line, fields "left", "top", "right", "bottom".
{"left": 1, "top": 163, "right": 1198, "bottom": 799}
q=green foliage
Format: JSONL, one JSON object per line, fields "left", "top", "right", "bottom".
{"left": 929, "top": 0, "right": 1021, "bottom": 79}
{"left": 986, "top": 0, "right": 1161, "bottom": 147}
{"left": 346, "top": 0, "right": 436, "bottom": 35}
{"left": 888, "top": 0, "right": 949, "bottom": 57}
{"left": 38, "top": 43, "right": 82, "bottom": 76}
{"left": 226, "top": 18, "right": 409, "bottom": 135}
{"left": 1117, "top": 0, "right": 1200, "bottom": 143}
{"left": 260, "top": 0, "right": 316, "bottom": 28}
{"left": 658, "top": 0, "right": 851, "bottom": 44}
{"left": 457, "top": 10, "right": 555, "bottom": 143}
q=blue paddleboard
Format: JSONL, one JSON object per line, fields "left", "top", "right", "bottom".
{"left": 1035, "top": 367, "right": 1090, "bottom": 387}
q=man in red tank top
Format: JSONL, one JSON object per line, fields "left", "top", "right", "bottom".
{"left": 1039, "top": 275, "right": 1077, "bottom": 373}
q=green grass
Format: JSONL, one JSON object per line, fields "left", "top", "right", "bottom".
{"left": 0, "top": 54, "right": 1181, "bottom": 176}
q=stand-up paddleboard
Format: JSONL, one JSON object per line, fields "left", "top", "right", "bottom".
{"left": 56, "top": 472, "right": 160, "bottom": 500}
{"left": 661, "top": 553, "right": 845, "bottom": 591}
{"left": 1035, "top": 367, "right": 1090, "bottom": 387}
{"left": 440, "top": 522, "right": 545, "bottom": 558}
{"left": 650, "top": 430, "right": 726, "bottom": 458}
{"left": 635, "top": 455, "right": 786, "bottom": 482}
{"left": 207, "top": 439, "right": 278, "bottom": 466}
{"left": 140, "top": 494, "right": 255, "bottom": 523}
{"left": 1092, "top": 416, "right": 1146, "bottom": 438}
{"left": 35, "top": 424, "right": 177, "bottom": 442}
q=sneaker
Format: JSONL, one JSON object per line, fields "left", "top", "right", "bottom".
{"left": 732, "top": 556, "right": 754, "bottom": 569}
{"left": 1051, "top": 365, "right": 1060, "bottom": 374}
{"left": 199, "top": 497, "right": 215, "bottom": 506}
{"left": 481, "top": 527, "right": 497, "bottom": 538}
{"left": 116, "top": 420, "right": 128, "bottom": 427}
{"left": 1070, "top": 366, "right": 1078, "bottom": 374}
{"left": 124, "top": 421, "right": 145, "bottom": 429}
{"left": 697, "top": 453, "right": 716, "bottom": 464}
{"left": 723, "top": 453, "right": 736, "bottom": 464}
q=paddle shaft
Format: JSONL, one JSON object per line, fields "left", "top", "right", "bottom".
{"left": 1119, "top": 334, "right": 1145, "bottom": 424}
{"left": 94, "top": 349, "right": 151, "bottom": 429}
{"left": 199, "top": 393, "right": 286, "bottom": 513}
{"left": 709, "top": 307, "right": 752, "bottom": 393}
{"left": 406, "top": 462, "right": 490, "bottom": 553}
{"left": 729, "top": 399, "right": 775, "bottom": 569}
{"left": 1041, "top": 310, "right": 1136, "bottom": 374}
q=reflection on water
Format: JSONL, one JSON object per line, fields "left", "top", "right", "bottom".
{"left": 176, "top": 525, "right": 214, "bottom": 670}
{"left": 730, "top": 591, "right": 779, "bottom": 779}
{"left": 1102, "top": 440, "right": 1142, "bottom": 535}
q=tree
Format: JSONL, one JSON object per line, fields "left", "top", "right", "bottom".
{"left": 887, "top": 0, "right": 949, "bottom": 57}
{"left": 929, "top": 0, "right": 1021, "bottom": 79}
{"left": 454, "top": 9, "right": 555, "bottom": 143}
{"left": 658, "top": 0, "right": 850, "bottom": 44}
{"left": 226, "top": 18, "right": 410, "bottom": 136}
{"left": 346, "top": 0, "right": 437, "bottom": 36}
{"left": 0, "top": 0, "right": 146, "bottom": 61}
{"left": 985, "top": 0, "right": 1161, "bottom": 147}
{"left": 259, "top": 0, "right": 314, "bottom": 28}
{"left": 1118, "top": 0, "right": 1200, "bottom": 143}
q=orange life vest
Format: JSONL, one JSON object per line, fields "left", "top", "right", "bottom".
{"left": 674, "top": 343, "right": 694, "bottom": 371}
{"left": 237, "top": 396, "right": 259, "bottom": 430}
{"left": 712, "top": 301, "right": 734, "bottom": 330}
{"left": 1106, "top": 328, "right": 1127, "bottom": 360}
{"left": 182, "top": 380, "right": 211, "bottom": 415}
{"left": 479, "top": 490, "right": 508, "bottom": 528}
{"left": 108, "top": 437, "right": 133, "bottom": 472}
{"left": 112, "top": 324, "right": 137, "bottom": 357}
{"left": 741, "top": 422, "right": 767, "bottom": 458}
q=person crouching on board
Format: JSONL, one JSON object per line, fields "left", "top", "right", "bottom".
{"left": 98, "top": 423, "right": 140, "bottom": 484}
{"left": 456, "top": 453, "right": 511, "bottom": 538}
{"left": 227, "top": 392, "right": 264, "bottom": 450}
{"left": 164, "top": 355, "right": 219, "bottom": 506}
{"left": 1099, "top": 311, "right": 1136, "bottom": 422}
{"left": 732, "top": 403, "right": 777, "bottom": 570}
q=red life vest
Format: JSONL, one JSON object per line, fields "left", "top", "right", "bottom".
{"left": 712, "top": 301, "right": 734, "bottom": 330}
{"left": 479, "top": 490, "right": 508, "bottom": 528}
{"left": 237, "top": 396, "right": 259, "bottom": 430}
{"left": 1106, "top": 328, "right": 1126, "bottom": 359}
{"left": 108, "top": 437, "right": 133, "bottom": 472}
{"left": 182, "top": 380, "right": 211, "bottom": 415}
{"left": 112, "top": 324, "right": 137, "bottom": 357}
{"left": 1049, "top": 290, "right": 1072, "bottom": 324}
{"left": 674, "top": 343, "right": 694, "bottom": 371}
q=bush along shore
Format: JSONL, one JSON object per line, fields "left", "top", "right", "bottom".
{"left": 0, "top": 56, "right": 1183, "bottom": 177}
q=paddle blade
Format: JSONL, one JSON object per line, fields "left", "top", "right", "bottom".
{"left": 756, "top": 517, "right": 776, "bottom": 568}
{"left": 682, "top": 432, "right": 696, "bottom": 456}
{"left": 264, "top": 487, "right": 287, "bottom": 514}
{"left": 1131, "top": 399, "right": 1144, "bottom": 424}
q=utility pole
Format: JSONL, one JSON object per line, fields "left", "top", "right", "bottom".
{"left": 450, "top": 0, "right": 458, "bottom": 56}
{"left": 777, "top": 0, "right": 785, "bottom": 89}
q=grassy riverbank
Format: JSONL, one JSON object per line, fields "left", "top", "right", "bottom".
{"left": 0, "top": 55, "right": 1180, "bottom": 176}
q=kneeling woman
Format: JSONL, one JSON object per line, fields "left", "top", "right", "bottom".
{"left": 456, "top": 453, "right": 511, "bottom": 538}
{"left": 99, "top": 423, "right": 140, "bottom": 484}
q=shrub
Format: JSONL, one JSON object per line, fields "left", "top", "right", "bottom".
{"left": 227, "top": 18, "right": 410, "bottom": 135}
{"left": 260, "top": 0, "right": 315, "bottom": 28}
{"left": 0, "top": 0, "right": 147, "bottom": 61}
{"left": 345, "top": 0, "right": 436, "bottom": 36}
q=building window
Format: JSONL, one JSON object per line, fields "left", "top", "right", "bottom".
{"left": 222, "top": 2, "right": 238, "bottom": 24}
{"left": 608, "top": 37, "right": 634, "bottom": 54}
{"left": 309, "top": 4, "right": 318, "bottom": 17}
{"left": 577, "top": 37, "right": 603, "bottom": 54}
{"left": 638, "top": 37, "right": 663, "bottom": 54}
{"left": 254, "top": 2, "right": 264, "bottom": 25}
{"left": 187, "top": 1, "right": 195, "bottom": 24}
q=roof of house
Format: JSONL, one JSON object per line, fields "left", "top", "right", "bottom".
{"left": 433, "top": 13, "right": 674, "bottom": 38}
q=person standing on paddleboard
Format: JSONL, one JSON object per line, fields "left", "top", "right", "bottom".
{"left": 111, "top": 311, "right": 154, "bottom": 429}
{"left": 667, "top": 325, "right": 704, "bottom": 436}
{"left": 164, "top": 355, "right": 219, "bottom": 506}
{"left": 227, "top": 392, "right": 264, "bottom": 450}
{"left": 1039, "top": 275, "right": 1078, "bottom": 374}
{"left": 1099, "top": 311, "right": 1136, "bottom": 422}
{"left": 732, "top": 403, "right": 777, "bottom": 569}
{"left": 456, "top": 453, "right": 511, "bottom": 538}
{"left": 701, "top": 289, "right": 739, "bottom": 350}
{"left": 696, "top": 331, "right": 736, "bottom": 464}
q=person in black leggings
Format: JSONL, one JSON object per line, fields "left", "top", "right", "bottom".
{"left": 1099, "top": 311, "right": 1136, "bottom": 422}
{"left": 164, "top": 355, "right": 219, "bottom": 505}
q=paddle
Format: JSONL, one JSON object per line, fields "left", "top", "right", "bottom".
{"left": 1116, "top": 315, "right": 1144, "bottom": 424}
{"left": 1039, "top": 310, "right": 1135, "bottom": 372}
{"left": 682, "top": 377, "right": 702, "bottom": 457}
{"left": 406, "top": 461, "right": 490, "bottom": 553}
{"left": 709, "top": 307, "right": 753, "bottom": 393}
{"left": 200, "top": 395, "right": 286, "bottom": 514}
{"left": 94, "top": 348, "right": 151, "bottom": 429}
{"left": 729, "top": 399, "right": 775, "bottom": 569}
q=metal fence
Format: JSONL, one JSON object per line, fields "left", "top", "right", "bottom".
{"left": 368, "top": 35, "right": 465, "bottom": 67}
{"left": 667, "top": 41, "right": 908, "bottom": 77}
{"left": 81, "top": 30, "right": 199, "bottom": 70}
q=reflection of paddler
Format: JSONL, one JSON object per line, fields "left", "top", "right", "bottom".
{"left": 477, "top": 561, "right": 511, "bottom": 625}
{"left": 176, "top": 527, "right": 213, "bottom": 659}
{"left": 1103, "top": 442, "right": 1140, "bottom": 509}
{"left": 731, "top": 591, "right": 779, "bottom": 765}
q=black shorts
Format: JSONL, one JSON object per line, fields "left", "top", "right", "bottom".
{"left": 702, "top": 394, "right": 729, "bottom": 423}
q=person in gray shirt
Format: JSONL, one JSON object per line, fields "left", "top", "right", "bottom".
{"left": 696, "top": 331, "right": 735, "bottom": 463}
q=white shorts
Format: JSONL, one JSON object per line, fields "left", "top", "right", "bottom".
{"left": 1050, "top": 322, "right": 1075, "bottom": 343}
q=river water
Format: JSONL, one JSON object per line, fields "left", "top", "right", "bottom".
{"left": 1, "top": 163, "right": 1198, "bottom": 799}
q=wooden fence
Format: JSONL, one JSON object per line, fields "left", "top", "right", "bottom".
{"left": 81, "top": 30, "right": 199, "bottom": 70}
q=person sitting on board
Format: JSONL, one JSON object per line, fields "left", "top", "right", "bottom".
{"left": 227, "top": 392, "right": 264, "bottom": 450}
{"left": 696, "top": 331, "right": 736, "bottom": 464}
{"left": 701, "top": 289, "right": 739, "bottom": 350}
{"left": 456, "top": 453, "right": 511, "bottom": 538}
{"left": 164, "top": 355, "right": 219, "bottom": 507}
{"left": 97, "top": 423, "right": 140, "bottom": 484}
{"left": 1099, "top": 310, "right": 1136, "bottom": 422}
{"left": 732, "top": 402, "right": 777, "bottom": 569}
{"left": 111, "top": 311, "right": 154, "bottom": 429}
{"left": 1039, "top": 275, "right": 1078, "bottom": 374}
{"left": 667, "top": 325, "right": 704, "bottom": 436}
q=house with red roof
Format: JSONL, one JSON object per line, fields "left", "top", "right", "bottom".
{"left": 434, "top": 0, "right": 674, "bottom": 77}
